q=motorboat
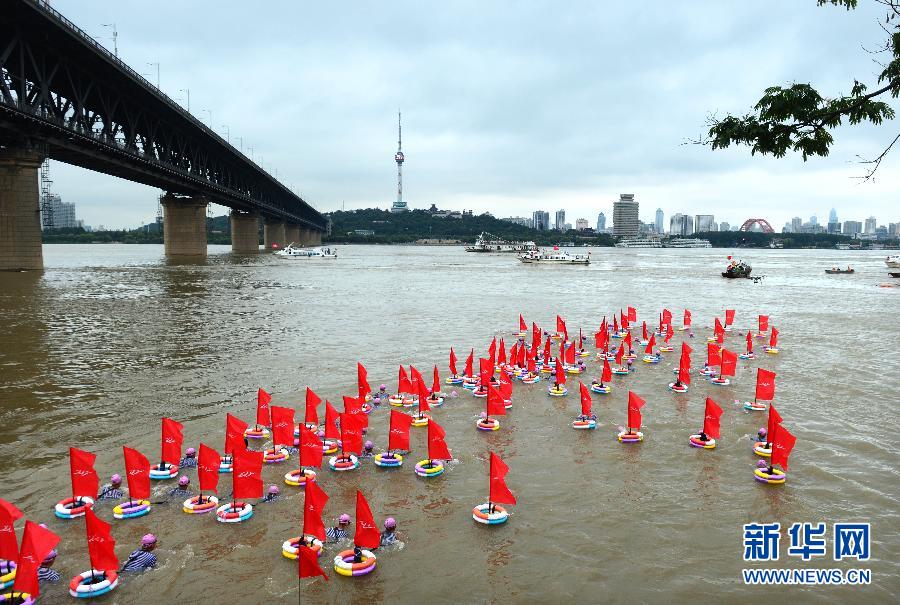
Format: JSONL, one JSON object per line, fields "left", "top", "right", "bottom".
{"left": 825, "top": 267, "right": 854, "bottom": 274}
{"left": 885, "top": 255, "right": 900, "bottom": 268}
{"left": 466, "top": 232, "right": 537, "bottom": 253}
{"left": 722, "top": 258, "right": 752, "bottom": 278}
{"left": 274, "top": 244, "right": 337, "bottom": 259}
{"left": 518, "top": 248, "right": 590, "bottom": 265}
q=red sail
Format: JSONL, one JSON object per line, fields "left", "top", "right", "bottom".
{"left": 531, "top": 322, "right": 541, "bottom": 352}
{"left": 644, "top": 334, "right": 656, "bottom": 354}
{"left": 682, "top": 341, "right": 693, "bottom": 358}
{"left": 758, "top": 314, "right": 769, "bottom": 333}
{"left": 161, "top": 417, "right": 184, "bottom": 466}
{"left": 85, "top": 508, "right": 118, "bottom": 572}
{"left": 703, "top": 397, "right": 723, "bottom": 439}
{"left": 771, "top": 424, "right": 797, "bottom": 470}
{"left": 720, "top": 349, "right": 737, "bottom": 377}
{"left": 555, "top": 358, "right": 566, "bottom": 385}
{"left": 627, "top": 307, "right": 637, "bottom": 322}
{"left": 486, "top": 384, "right": 507, "bottom": 416}
{"left": 519, "top": 314, "right": 527, "bottom": 331}
{"left": 623, "top": 331, "right": 633, "bottom": 350}
{"left": 642, "top": 321, "right": 648, "bottom": 341}
{"left": 627, "top": 391, "right": 645, "bottom": 430}
{"left": 298, "top": 543, "right": 329, "bottom": 581}
{"left": 354, "top": 490, "right": 381, "bottom": 549}
{"left": 767, "top": 406, "right": 783, "bottom": 445}
{"left": 449, "top": 348, "right": 458, "bottom": 375}
{"left": 0, "top": 499, "right": 23, "bottom": 561}
{"left": 232, "top": 448, "right": 264, "bottom": 500}
{"left": 302, "top": 480, "right": 329, "bottom": 541}
{"left": 707, "top": 343, "right": 721, "bottom": 367}
{"left": 256, "top": 388, "right": 272, "bottom": 426}
{"left": 300, "top": 425, "right": 324, "bottom": 468}
{"left": 69, "top": 447, "right": 99, "bottom": 498}
{"left": 324, "top": 401, "right": 340, "bottom": 439}
{"left": 225, "top": 413, "right": 248, "bottom": 455}
{"left": 416, "top": 379, "right": 431, "bottom": 414}
{"left": 756, "top": 369, "right": 776, "bottom": 401}
{"left": 601, "top": 359, "right": 612, "bottom": 382}
{"left": 122, "top": 446, "right": 150, "bottom": 500}
{"left": 678, "top": 350, "right": 692, "bottom": 386}
{"left": 342, "top": 394, "right": 363, "bottom": 416}
{"left": 542, "top": 336, "right": 551, "bottom": 362}
{"left": 388, "top": 409, "right": 413, "bottom": 451}
{"left": 427, "top": 419, "right": 452, "bottom": 461}
{"left": 613, "top": 315, "right": 619, "bottom": 333}
{"left": 665, "top": 323, "right": 674, "bottom": 343}
{"left": 12, "top": 521, "right": 60, "bottom": 598}
{"left": 357, "top": 362, "right": 371, "bottom": 398}
{"left": 745, "top": 331, "right": 753, "bottom": 353}
{"left": 498, "top": 338, "right": 507, "bottom": 365}
{"left": 489, "top": 451, "right": 517, "bottom": 505}
{"left": 305, "top": 387, "right": 321, "bottom": 425}
{"left": 432, "top": 365, "right": 441, "bottom": 394}
{"left": 464, "top": 349, "right": 474, "bottom": 378}
{"left": 579, "top": 382, "right": 592, "bottom": 417}
{"left": 662, "top": 308, "right": 672, "bottom": 325}
{"left": 683, "top": 309, "right": 692, "bottom": 327}
{"left": 398, "top": 365, "right": 412, "bottom": 394}
{"left": 499, "top": 377, "right": 513, "bottom": 401}
{"left": 770, "top": 327, "right": 779, "bottom": 348}
{"left": 565, "top": 342, "right": 575, "bottom": 364}
{"left": 340, "top": 412, "right": 367, "bottom": 455}
{"left": 615, "top": 343, "right": 624, "bottom": 365}
{"left": 271, "top": 406, "right": 295, "bottom": 447}
{"left": 556, "top": 315, "right": 568, "bottom": 340}
{"left": 479, "top": 357, "right": 493, "bottom": 387}
{"left": 713, "top": 317, "right": 724, "bottom": 338}
{"left": 409, "top": 365, "right": 425, "bottom": 395}
{"left": 724, "top": 309, "right": 735, "bottom": 326}
{"left": 197, "top": 443, "right": 220, "bottom": 493}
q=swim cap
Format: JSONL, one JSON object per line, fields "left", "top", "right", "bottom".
{"left": 317, "top": 430, "right": 325, "bottom": 438}
{"left": 141, "top": 534, "right": 157, "bottom": 546}
{"left": 41, "top": 550, "right": 57, "bottom": 564}
{"left": 379, "top": 384, "right": 387, "bottom": 391}
{"left": 756, "top": 460, "right": 768, "bottom": 469}
{"left": 267, "top": 485, "right": 280, "bottom": 495}
{"left": 364, "top": 441, "right": 373, "bottom": 450}
{"left": 384, "top": 517, "right": 396, "bottom": 529}
{"left": 479, "top": 411, "right": 487, "bottom": 418}
{"left": 758, "top": 428, "right": 767, "bottom": 436}
{"left": 111, "top": 474, "right": 122, "bottom": 484}
{"left": 186, "top": 447, "right": 196, "bottom": 456}
{"left": 178, "top": 475, "right": 189, "bottom": 486}
{"left": 339, "top": 513, "right": 350, "bottom": 524}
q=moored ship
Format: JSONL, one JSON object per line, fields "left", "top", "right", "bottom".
{"left": 466, "top": 232, "right": 537, "bottom": 253}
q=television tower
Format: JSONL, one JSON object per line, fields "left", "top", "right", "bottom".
{"left": 395, "top": 111, "right": 404, "bottom": 207}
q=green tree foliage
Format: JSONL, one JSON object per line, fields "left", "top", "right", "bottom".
{"left": 705, "top": 0, "right": 900, "bottom": 178}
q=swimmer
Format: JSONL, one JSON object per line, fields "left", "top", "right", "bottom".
{"left": 361, "top": 441, "right": 375, "bottom": 458}
{"left": 168, "top": 476, "right": 192, "bottom": 499}
{"left": 37, "top": 548, "right": 60, "bottom": 583}
{"left": 179, "top": 448, "right": 197, "bottom": 468}
{"left": 121, "top": 534, "right": 158, "bottom": 572}
{"left": 380, "top": 517, "right": 397, "bottom": 547}
{"left": 261, "top": 485, "right": 280, "bottom": 503}
{"left": 325, "top": 514, "right": 350, "bottom": 542}
{"left": 97, "top": 474, "right": 124, "bottom": 501}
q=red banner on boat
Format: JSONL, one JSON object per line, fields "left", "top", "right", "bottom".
{"left": 720, "top": 349, "right": 737, "bottom": 377}
{"left": 398, "top": 365, "right": 412, "bottom": 394}
{"left": 555, "top": 358, "right": 566, "bottom": 385}
{"left": 519, "top": 314, "right": 527, "bottom": 331}
{"left": 232, "top": 448, "right": 264, "bottom": 500}
{"left": 703, "top": 397, "right": 723, "bottom": 439}
{"left": 355, "top": 490, "right": 380, "bottom": 549}
{"left": 724, "top": 309, "right": 735, "bottom": 326}
{"left": 489, "top": 451, "right": 517, "bottom": 505}
{"left": 449, "top": 348, "right": 458, "bottom": 375}
{"left": 122, "top": 446, "right": 150, "bottom": 500}
{"left": 161, "top": 417, "right": 184, "bottom": 466}
{"left": 84, "top": 508, "right": 118, "bottom": 572}
{"left": 767, "top": 405, "right": 783, "bottom": 443}
{"left": 683, "top": 309, "right": 692, "bottom": 326}
{"left": 342, "top": 395, "right": 363, "bottom": 416}
{"left": 324, "top": 401, "right": 339, "bottom": 439}
{"left": 479, "top": 357, "right": 493, "bottom": 386}
{"left": 464, "top": 349, "right": 474, "bottom": 378}
{"left": 340, "top": 412, "right": 368, "bottom": 455}
{"left": 601, "top": 358, "right": 612, "bottom": 383}
{"left": 645, "top": 334, "right": 656, "bottom": 354}
{"left": 486, "top": 383, "right": 507, "bottom": 416}
{"left": 271, "top": 406, "right": 295, "bottom": 446}
{"left": 627, "top": 307, "right": 636, "bottom": 322}
{"left": 565, "top": 342, "right": 575, "bottom": 364}
{"left": 771, "top": 424, "right": 796, "bottom": 470}
{"left": 770, "top": 327, "right": 779, "bottom": 348}
{"left": 498, "top": 338, "right": 507, "bottom": 365}
{"left": 388, "top": 409, "right": 413, "bottom": 452}
{"left": 305, "top": 387, "right": 321, "bottom": 425}
{"left": 357, "top": 362, "right": 371, "bottom": 398}
{"left": 298, "top": 542, "right": 329, "bottom": 581}
{"left": 579, "top": 382, "right": 592, "bottom": 416}
{"left": 12, "top": 520, "right": 60, "bottom": 598}
{"left": 427, "top": 419, "right": 452, "bottom": 461}
{"left": 707, "top": 343, "right": 721, "bottom": 367}
{"left": 756, "top": 368, "right": 776, "bottom": 401}
{"left": 0, "top": 499, "right": 22, "bottom": 561}
{"left": 627, "top": 391, "right": 645, "bottom": 430}
{"left": 662, "top": 308, "right": 672, "bottom": 325}
{"left": 197, "top": 443, "right": 220, "bottom": 493}
{"left": 758, "top": 314, "right": 769, "bottom": 333}
{"left": 300, "top": 425, "right": 324, "bottom": 468}
{"left": 69, "top": 447, "right": 99, "bottom": 498}
{"left": 303, "top": 480, "right": 328, "bottom": 542}
{"left": 431, "top": 365, "right": 441, "bottom": 394}
{"left": 713, "top": 317, "right": 724, "bottom": 338}
{"left": 409, "top": 365, "right": 425, "bottom": 395}
{"left": 256, "top": 388, "right": 272, "bottom": 426}
{"left": 225, "top": 413, "right": 248, "bottom": 455}
{"left": 556, "top": 315, "right": 568, "bottom": 341}
{"left": 745, "top": 331, "right": 753, "bottom": 353}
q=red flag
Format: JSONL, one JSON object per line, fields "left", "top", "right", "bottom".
{"left": 683, "top": 309, "right": 692, "bottom": 327}
{"left": 724, "top": 309, "right": 735, "bottom": 326}
{"left": 756, "top": 369, "right": 776, "bottom": 401}
{"left": 627, "top": 391, "right": 645, "bottom": 430}
{"left": 398, "top": 365, "right": 412, "bottom": 394}
{"left": 69, "top": 447, "right": 99, "bottom": 498}
{"left": 271, "top": 406, "right": 295, "bottom": 447}
{"left": 678, "top": 352, "right": 692, "bottom": 386}
{"left": 714, "top": 317, "right": 724, "bottom": 337}
{"left": 409, "top": 365, "right": 425, "bottom": 396}
{"left": 556, "top": 315, "right": 567, "bottom": 341}
{"left": 613, "top": 315, "right": 619, "bottom": 333}
{"left": 122, "top": 446, "right": 150, "bottom": 500}
{"left": 767, "top": 405, "right": 783, "bottom": 443}
{"left": 720, "top": 349, "right": 737, "bottom": 377}
{"left": 354, "top": 491, "right": 380, "bottom": 549}
{"left": 84, "top": 508, "right": 118, "bottom": 572}
{"left": 644, "top": 334, "right": 656, "bottom": 354}
{"left": 746, "top": 331, "right": 753, "bottom": 353}
{"left": 12, "top": 521, "right": 59, "bottom": 598}
{"left": 498, "top": 338, "right": 507, "bottom": 365}
{"left": 486, "top": 384, "right": 507, "bottom": 416}
{"left": 342, "top": 394, "right": 363, "bottom": 416}
{"left": 488, "top": 451, "right": 516, "bottom": 505}
{"left": 499, "top": 377, "right": 513, "bottom": 401}
{"left": 464, "top": 349, "right": 474, "bottom": 377}
{"left": 300, "top": 425, "right": 324, "bottom": 468}
{"left": 357, "top": 362, "right": 371, "bottom": 398}
{"left": 232, "top": 448, "right": 264, "bottom": 499}
{"left": 531, "top": 322, "right": 541, "bottom": 352}
{"left": 758, "top": 314, "right": 769, "bottom": 333}
{"left": 579, "top": 382, "right": 592, "bottom": 416}
{"left": 449, "top": 348, "right": 458, "bottom": 375}
{"left": 0, "top": 499, "right": 23, "bottom": 561}
{"left": 615, "top": 343, "right": 624, "bottom": 365}
{"left": 161, "top": 417, "right": 184, "bottom": 466}
{"left": 627, "top": 307, "right": 636, "bottom": 322}
{"left": 662, "top": 308, "right": 672, "bottom": 324}
{"left": 642, "top": 321, "right": 648, "bottom": 341}
{"left": 340, "top": 412, "right": 367, "bottom": 455}
{"left": 479, "top": 357, "right": 493, "bottom": 386}
{"left": 298, "top": 544, "right": 329, "bottom": 581}
{"left": 197, "top": 443, "right": 220, "bottom": 493}
{"left": 303, "top": 480, "right": 328, "bottom": 541}
{"left": 427, "top": 419, "right": 452, "bottom": 461}
{"left": 623, "top": 331, "right": 632, "bottom": 350}
{"left": 225, "top": 413, "right": 248, "bottom": 454}
{"left": 256, "top": 388, "right": 272, "bottom": 426}
{"left": 388, "top": 409, "right": 413, "bottom": 451}
{"left": 601, "top": 358, "right": 612, "bottom": 382}
{"left": 488, "top": 336, "right": 497, "bottom": 361}
{"left": 771, "top": 424, "right": 797, "bottom": 470}
{"left": 555, "top": 358, "right": 566, "bottom": 385}
{"left": 702, "top": 397, "right": 723, "bottom": 439}
{"left": 305, "top": 387, "right": 321, "bottom": 425}
{"left": 519, "top": 314, "right": 527, "bottom": 331}
{"left": 324, "top": 401, "right": 339, "bottom": 439}
{"left": 565, "top": 342, "right": 575, "bottom": 364}
{"left": 665, "top": 323, "right": 674, "bottom": 343}
{"left": 769, "top": 327, "right": 779, "bottom": 348}
{"left": 707, "top": 343, "right": 721, "bottom": 367}
{"left": 416, "top": 379, "right": 431, "bottom": 414}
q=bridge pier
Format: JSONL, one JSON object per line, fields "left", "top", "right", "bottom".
{"left": 162, "top": 193, "right": 208, "bottom": 257}
{"left": 284, "top": 224, "right": 301, "bottom": 247}
{"left": 263, "top": 218, "right": 286, "bottom": 250}
{"left": 0, "top": 148, "right": 45, "bottom": 272}
{"left": 230, "top": 211, "right": 259, "bottom": 254}
{"left": 309, "top": 230, "right": 322, "bottom": 246}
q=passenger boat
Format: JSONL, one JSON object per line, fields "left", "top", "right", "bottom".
{"left": 518, "top": 248, "right": 590, "bottom": 265}
{"left": 722, "top": 257, "right": 752, "bottom": 278}
{"left": 664, "top": 238, "right": 712, "bottom": 248}
{"left": 885, "top": 255, "right": 900, "bottom": 268}
{"left": 274, "top": 244, "right": 337, "bottom": 259}
{"left": 615, "top": 236, "right": 662, "bottom": 248}
{"left": 824, "top": 267, "right": 854, "bottom": 274}
{"left": 466, "top": 232, "right": 537, "bottom": 253}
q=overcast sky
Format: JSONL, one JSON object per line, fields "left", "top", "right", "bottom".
{"left": 49, "top": 0, "right": 899, "bottom": 230}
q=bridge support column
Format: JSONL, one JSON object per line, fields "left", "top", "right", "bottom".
{"left": 162, "top": 193, "right": 207, "bottom": 257}
{"left": 284, "top": 224, "right": 301, "bottom": 247}
{"left": 297, "top": 227, "right": 312, "bottom": 246}
{"left": 263, "top": 218, "right": 286, "bottom": 250}
{"left": 230, "top": 211, "right": 259, "bottom": 254}
{"left": 0, "top": 149, "right": 45, "bottom": 271}
{"left": 310, "top": 230, "right": 323, "bottom": 246}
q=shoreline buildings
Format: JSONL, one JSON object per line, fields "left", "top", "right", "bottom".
{"left": 612, "top": 194, "right": 639, "bottom": 238}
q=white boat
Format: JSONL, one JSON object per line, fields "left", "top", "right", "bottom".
{"left": 518, "top": 248, "right": 590, "bottom": 265}
{"left": 665, "top": 238, "right": 712, "bottom": 248}
{"left": 615, "top": 236, "right": 662, "bottom": 248}
{"left": 885, "top": 255, "right": 900, "bottom": 268}
{"left": 274, "top": 244, "right": 337, "bottom": 259}
{"left": 466, "top": 232, "right": 537, "bottom": 253}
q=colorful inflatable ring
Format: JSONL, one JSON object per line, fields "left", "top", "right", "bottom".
{"left": 426, "top": 396, "right": 444, "bottom": 407}
{"left": 617, "top": 430, "right": 644, "bottom": 443}
{"left": 765, "top": 347, "right": 779, "bottom": 355}
{"left": 112, "top": 500, "right": 151, "bottom": 520}
{"left": 284, "top": 468, "right": 317, "bottom": 487}
{"left": 0, "top": 592, "right": 33, "bottom": 604}
{"left": 282, "top": 536, "right": 323, "bottom": 560}
{"left": 590, "top": 383, "right": 611, "bottom": 394}
{"left": 576, "top": 350, "right": 590, "bottom": 358}
{"left": 706, "top": 336, "right": 717, "bottom": 342}
{"left": 462, "top": 378, "right": 479, "bottom": 390}
{"left": 0, "top": 562, "right": 15, "bottom": 590}
{"left": 244, "top": 426, "right": 270, "bottom": 439}
{"left": 446, "top": 375, "right": 464, "bottom": 385}
{"left": 322, "top": 439, "right": 339, "bottom": 455}
{"left": 754, "top": 443, "right": 772, "bottom": 457}
{"left": 414, "top": 460, "right": 444, "bottom": 478}
{"left": 709, "top": 377, "right": 731, "bottom": 386}
{"left": 547, "top": 386, "right": 568, "bottom": 397}
{"left": 68, "top": 570, "right": 118, "bottom": 599}
{"left": 218, "top": 456, "right": 233, "bottom": 473}
{"left": 472, "top": 387, "right": 488, "bottom": 398}
{"left": 754, "top": 467, "right": 786, "bottom": 484}
{"left": 605, "top": 353, "right": 617, "bottom": 361}
{"left": 373, "top": 452, "right": 404, "bottom": 468}
{"left": 388, "top": 395, "right": 404, "bottom": 406}
{"left": 476, "top": 418, "right": 500, "bottom": 431}
{"left": 472, "top": 503, "right": 509, "bottom": 525}
{"left": 149, "top": 463, "right": 179, "bottom": 480}
{"left": 611, "top": 368, "right": 631, "bottom": 376}
{"left": 739, "top": 352, "right": 755, "bottom": 360}
{"left": 698, "top": 368, "right": 716, "bottom": 376}
{"left": 403, "top": 397, "right": 418, "bottom": 408}
{"left": 521, "top": 374, "right": 540, "bottom": 384}
{"left": 638, "top": 339, "right": 649, "bottom": 347}
{"left": 54, "top": 496, "right": 95, "bottom": 520}
{"left": 333, "top": 549, "right": 376, "bottom": 577}
{"left": 565, "top": 366, "right": 584, "bottom": 375}
{"left": 539, "top": 366, "right": 553, "bottom": 374}
{"left": 263, "top": 447, "right": 290, "bottom": 464}
{"left": 411, "top": 413, "right": 430, "bottom": 427}
{"left": 182, "top": 495, "right": 218, "bottom": 514}
{"left": 668, "top": 382, "right": 688, "bottom": 393}
{"left": 329, "top": 454, "right": 360, "bottom": 472}
{"left": 689, "top": 435, "right": 716, "bottom": 449}
{"left": 642, "top": 355, "right": 660, "bottom": 364}
{"left": 572, "top": 418, "right": 597, "bottom": 430}
{"left": 743, "top": 400, "right": 767, "bottom": 412}
{"left": 678, "top": 326, "right": 689, "bottom": 331}
{"left": 612, "top": 332, "right": 626, "bottom": 339}
{"left": 659, "top": 345, "right": 674, "bottom": 352}
{"left": 215, "top": 501, "right": 253, "bottom": 523}
{"left": 362, "top": 402, "right": 373, "bottom": 415}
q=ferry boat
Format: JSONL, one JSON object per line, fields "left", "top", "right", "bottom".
{"left": 518, "top": 248, "right": 590, "bottom": 265}
{"left": 615, "top": 236, "right": 662, "bottom": 248}
{"left": 664, "top": 238, "right": 712, "bottom": 248}
{"left": 466, "top": 232, "right": 537, "bottom": 253}
{"left": 885, "top": 255, "right": 900, "bottom": 268}
{"left": 274, "top": 244, "right": 337, "bottom": 259}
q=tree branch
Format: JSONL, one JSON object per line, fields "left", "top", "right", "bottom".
{"left": 854, "top": 131, "right": 900, "bottom": 182}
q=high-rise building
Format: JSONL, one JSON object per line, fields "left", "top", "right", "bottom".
{"left": 864, "top": 216, "right": 877, "bottom": 234}
{"left": 555, "top": 209, "right": 566, "bottom": 231}
{"left": 597, "top": 212, "right": 606, "bottom": 232}
{"left": 829, "top": 208, "right": 838, "bottom": 223}
{"left": 791, "top": 217, "right": 802, "bottom": 233}
{"left": 655, "top": 208, "right": 664, "bottom": 234}
{"left": 669, "top": 213, "right": 694, "bottom": 236}
{"left": 575, "top": 218, "right": 589, "bottom": 231}
{"left": 810, "top": 215, "right": 818, "bottom": 227}
{"left": 695, "top": 214, "right": 716, "bottom": 233}
{"left": 843, "top": 220, "right": 862, "bottom": 237}
{"left": 719, "top": 221, "right": 731, "bottom": 231}
{"left": 41, "top": 194, "right": 78, "bottom": 229}
{"left": 532, "top": 210, "right": 550, "bottom": 231}
{"left": 827, "top": 221, "right": 841, "bottom": 234}
{"left": 612, "top": 194, "right": 639, "bottom": 238}
{"left": 782, "top": 222, "right": 792, "bottom": 233}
